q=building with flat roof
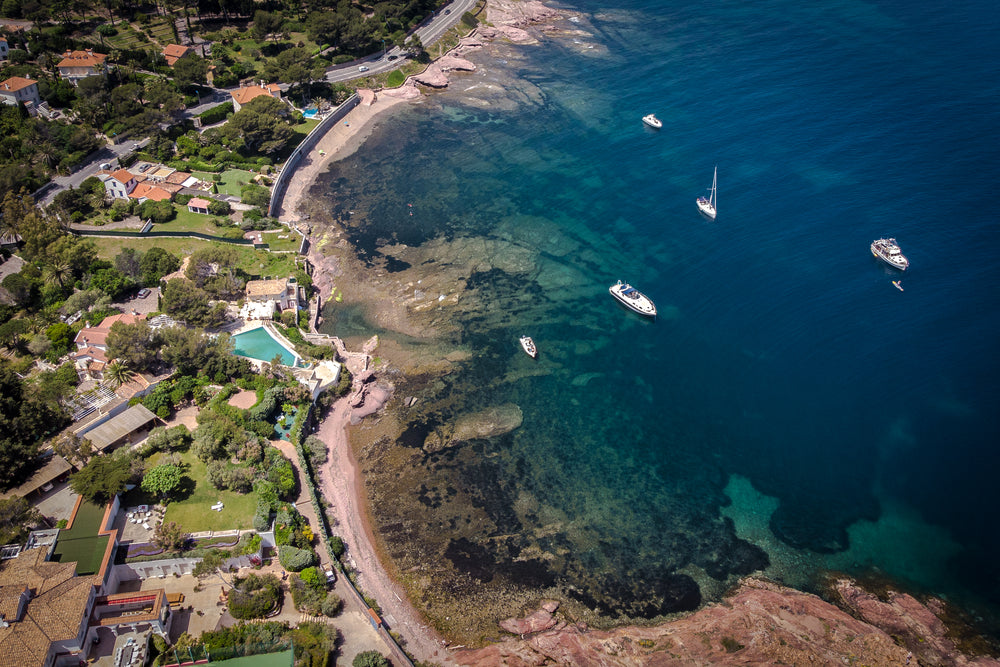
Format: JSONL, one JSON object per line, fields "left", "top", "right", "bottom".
{"left": 78, "top": 404, "right": 158, "bottom": 453}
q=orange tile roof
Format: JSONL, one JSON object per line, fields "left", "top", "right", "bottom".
{"left": 73, "top": 313, "right": 145, "bottom": 348}
{"left": 108, "top": 168, "right": 134, "bottom": 184}
{"left": 187, "top": 197, "right": 211, "bottom": 208}
{"left": 128, "top": 182, "right": 172, "bottom": 202}
{"left": 162, "top": 44, "right": 192, "bottom": 67}
{"left": 231, "top": 83, "right": 280, "bottom": 106}
{"left": 57, "top": 49, "right": 107, "bottom": 69}
{"left": 0, "top": 547, "right": 99, "bottom": 667}
{"left": 0, "top": 77, "right": 37, "bottom": 93}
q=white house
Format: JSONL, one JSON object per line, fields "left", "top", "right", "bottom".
{"left": 99, "top": 169, "right": 137, "bottom": 200}
{"left": 245, "top": 277, "right": 300, "bottom": 312}
{"left": 0, "top": 76, "right": 41, "bottom": 114}
{"left": 57, "top": 49, "right": 108, "bottom": 85}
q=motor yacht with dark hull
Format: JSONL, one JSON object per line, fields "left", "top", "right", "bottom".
{"left": 609, "top": 280, "right": 657, "bottom": 317}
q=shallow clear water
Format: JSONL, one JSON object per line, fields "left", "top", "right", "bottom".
{"left": 317, "top": 0, "right": 1000, "bottom": 634}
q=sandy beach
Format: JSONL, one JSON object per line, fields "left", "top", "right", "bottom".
{"left": 275, "top": 88, "right": 413, "bottom": 224}
{"left": 315, "top": 396, "right": 457, "bottom": 666}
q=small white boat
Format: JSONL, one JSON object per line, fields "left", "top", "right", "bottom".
{"left": 697, "top": 166, "right": 717, "bottom": 220}
{"left": 642, "top": 113, "right": 662, "bottom": 129}
{"left": 609, "top": 280, "right": 657, "bottom": 317}
{"left": 519, "top": 336, "right": 537, "bottom": 358}
{"left": 871, "top": 238, "right": 909, "bottom": 270}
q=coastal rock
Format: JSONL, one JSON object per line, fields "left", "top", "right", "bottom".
{"left": 455, "top": 577, "right": 999, "bottom": 667}
{"left": 499, "top": 608, "right": 557, "bottom": 635}
{"left": 487, "top": 0, "right": 561, "bottom": 28}
{"left": 438, "top": 55, "right": 477, "bottom": 72}
{"left": 478, "top": 25, "right": 534, "bottom": 44}
{"left": 350, "top": 383, "right": 392, "bottom": 424}
{"left": 423, "top": 403, "right": 523, "bottom": 452}
{"left": 413, "top": 64, "right": 450, "bottom": 88}
{"left": 381, "top": 82, "right": 423, "bottom": 99}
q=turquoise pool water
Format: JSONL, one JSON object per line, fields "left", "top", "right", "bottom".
{"left": 302, "top": 108, "right": 318, "bottom": 118}
{"left": 231, "top": 327, "right": 298, "bottom": 367}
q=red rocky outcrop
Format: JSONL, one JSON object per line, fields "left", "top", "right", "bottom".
{"left": 454, "top": 578, "right": 1000, "bottom": 666}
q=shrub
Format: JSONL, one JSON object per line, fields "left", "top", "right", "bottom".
{"left": 288, "top": 571, "right": 325, "bottom": 614}
{"left": 352, "top": 651, "right": 390, "bottom": 667}
{"left": 321, "top": 593, "right": 343, "bottom": 617}
{"left": 227, "top": 573, "right": 281, "bottom": 619}
{"left": 253, "top": 499, "right": 272, "bottom": 532}
{"left": 278, "top": 545, "right": 315, "bottom": 572}
{"left": 304, "top": 435, "right": 327, "bottom": 467}
{"left": 198, "top": 102, "right": 233, "bottom": 125}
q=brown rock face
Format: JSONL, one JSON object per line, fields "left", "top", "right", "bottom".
{"left": 454, "top": 578, "right": 1000, "bottom": 666}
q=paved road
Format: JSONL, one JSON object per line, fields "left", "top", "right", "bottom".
{"left": 38, "top": 0, "right": 478, "bottom": 207}
{"left": 324, "top": 0, "right": 479, "bottom": 83}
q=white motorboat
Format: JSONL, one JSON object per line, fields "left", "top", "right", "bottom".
{"left": 696, "top": 165, "right": 717, "bottom": 220}
{"left": 519, "top": 335, "right": 537, "bottom": 358}
{"left": 609, "top": 280, "right": 657, "bottom": 317}
{"left": 642, "top": 114, "right": 662, "bottom": 129}
{"left": 871, "top": 238, "right": 909, "bottom": 270}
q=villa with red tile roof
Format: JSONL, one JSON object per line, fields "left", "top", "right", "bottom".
{"left": 74, "top": 313, "right": 146, "bottom": 351}
{"left": 161, "top": 44, "right": 193, "bottom": 67}
{"left": 0, "top": 76, "right": 40, "bottom": 114}
{"left": 56, "top": 49, "right": 107, "bottom": 85}
{"left": 230, "top": 82, "right": 281, "bottom": 112}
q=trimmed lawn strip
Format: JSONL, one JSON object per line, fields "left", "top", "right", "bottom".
{"left": 51, "top": 500, "right": 109, "bottom": 575}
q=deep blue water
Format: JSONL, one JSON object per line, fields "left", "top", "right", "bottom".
{"left": 318, "top": 0, "right": 1000, "bottom": 633}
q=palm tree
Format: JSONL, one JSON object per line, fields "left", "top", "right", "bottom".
{"left": 103, "top": 359, "right": 137, "bottom": 390}
{"left": 46, "top": 262, "right": 71, "bottom": 288}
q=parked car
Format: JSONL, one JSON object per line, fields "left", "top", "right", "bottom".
{"left": 387, "top": 55, "right": 398, "bottom": 61}
{"left": 358, "top": 65, "right": 369, "bottom": 72}
{"left": 137, "top": 288, "right": 151, "bottom": 299}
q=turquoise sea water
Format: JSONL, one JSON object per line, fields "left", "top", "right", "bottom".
{"left": 317, "top": 0, "right": 1000, "bottom": 635}
{"left": 231, "top": 327, "right": 297, "bottom": 367}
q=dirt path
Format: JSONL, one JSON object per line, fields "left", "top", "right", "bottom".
{"left": 315, "top": 398, "right": 456, "bottom": 666}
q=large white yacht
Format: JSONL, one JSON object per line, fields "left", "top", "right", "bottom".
{"left": 609, "top": 280, "right": 657, "bottom": 317}
{"left": 870, "top": 238, "right": 909, "bottom": 270}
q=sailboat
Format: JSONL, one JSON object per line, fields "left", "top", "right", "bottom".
{"left": 697, "top": 166, "right": 717, "bottom": 220}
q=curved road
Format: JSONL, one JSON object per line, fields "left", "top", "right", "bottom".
{"left": 325, "top": 0, "right": 479, "bottom": 83}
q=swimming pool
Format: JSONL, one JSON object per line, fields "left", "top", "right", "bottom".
{"left": 302, "top": 108, "right": 318, "bottom": 118}
{"left": 231, "top": 327, "right": 299, "bottom": 367}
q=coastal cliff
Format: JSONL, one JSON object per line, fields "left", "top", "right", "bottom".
{"left": 454, "top": 578, "right": 999, "bottom": 666}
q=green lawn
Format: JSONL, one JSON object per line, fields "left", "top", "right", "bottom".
{"left": 89, "top": 237, "right": 300, "bottom": 280}
{"left": 51, "top": 500, "right": 110, "bottom": 576}
{"left": 161, "top": 206, "right": 242, "bottom": 236}
{"left": 127, "top": 450, "right": 258, "bottom": 532}
{"left": 191, "top": 169, "right": 255, "bottom": 197}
